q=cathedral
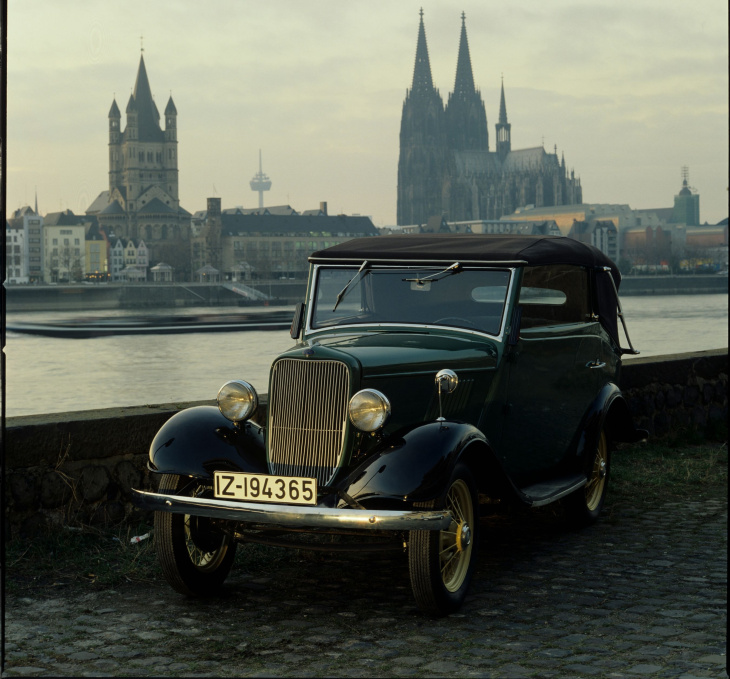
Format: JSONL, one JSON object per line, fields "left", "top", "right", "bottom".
{"left": 87, "top": 52, "right": 191, "bottom": 275}
{"left": 397, "top": 11, "right": 583, "bottom": 226}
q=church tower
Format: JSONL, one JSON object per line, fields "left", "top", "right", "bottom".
{"left": 495, "top": 78, "right": 511, "bottom": 161}
{"left": 445, "top": 13, "right": 488, "bottom": 152}
{"left": 92, "top": 50, "right": 191, "bottom": 279}
{"left": 110, "top": 52, "right": 179, "bottom": 214}
{"left": 397, "top": 10, "right": 448, "bottom": 226}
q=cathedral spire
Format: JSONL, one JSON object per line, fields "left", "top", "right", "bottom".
{"left": 411, "top": 8, "right": 435, "bottom": 93}
{"left": 445, "top": 11, "right": 488, "bottom": 153}
{"left": 496, "top": 76, "right": 511, "bottom": 161}
{"left": 452, "top": 12, "right": 475, "bottom": 98}
{"left": 498, "top": 76, "right": 508, "bottom": 124}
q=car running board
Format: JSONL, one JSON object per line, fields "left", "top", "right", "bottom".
{"left": 519, "top": 474, "right": 587, "bottom": 507}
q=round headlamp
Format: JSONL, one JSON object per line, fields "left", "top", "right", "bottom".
{"left": 348, "top": 389, "right": 391, "bottom": 432}
{"left": 217, "top": 380, "right": 258, "bottom": 422}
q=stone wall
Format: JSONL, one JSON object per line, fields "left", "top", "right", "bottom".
{"left": 3, "top": 349, "right": 727, "bottom": 537}
{"left": 620, "top": 349, "right": 727, "bottom": 438}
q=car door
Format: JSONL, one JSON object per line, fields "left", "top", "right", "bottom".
{"left": 498, "top": 265, "right": 596, "bottom": 483}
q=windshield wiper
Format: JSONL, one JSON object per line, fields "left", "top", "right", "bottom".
{"left": 332, "top": 260, "right": 369, "bottom": 312}
{"left": 403, "top": 262, "right": 462, "bottom": 285}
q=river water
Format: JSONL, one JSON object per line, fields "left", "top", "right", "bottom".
{"left": 3, "top": 294, "right": 727, "bottom": 417}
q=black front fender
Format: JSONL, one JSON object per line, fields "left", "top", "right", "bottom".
{"left": 338, "top": 421, "right": 488, "bottom": 506}
{"left": 148, "top": 406, "right": 267, "bottom": 479}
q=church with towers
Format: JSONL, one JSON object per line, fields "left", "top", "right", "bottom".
{"left": 397, "top": 11, "right": 583, "bottom": 226}
{"left": 87, "top": 50, "right": 191, "bottom": 275}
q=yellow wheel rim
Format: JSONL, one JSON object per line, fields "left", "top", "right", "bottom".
{"left": 439, "top": 478, "right": 474, "bottom": 592}
{"left": 184, "top": 485, "right": 230, "bottom": 571}
{"left": 585, "top": 432, "right": 608, "bottom": 511}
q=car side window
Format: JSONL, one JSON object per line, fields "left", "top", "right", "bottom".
{"left": 519, "top": 265, "right": 590, "bottom": 328}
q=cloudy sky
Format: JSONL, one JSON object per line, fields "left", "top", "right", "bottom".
{"left": 5, "top": 0, "right": 729, "bottom": 226}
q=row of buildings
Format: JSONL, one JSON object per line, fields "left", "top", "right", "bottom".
{"left": 4, "top": 200, "right": 380, "bottom": 284}
{"left": 393, "top": 179, "right": 726, "bottom": 274}
{"left": 6, "top": 178, "right": 726, "bottom": 285}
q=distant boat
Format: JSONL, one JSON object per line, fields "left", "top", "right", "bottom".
{"left": 7, "top": 310, "right": 294, "bottom": 338}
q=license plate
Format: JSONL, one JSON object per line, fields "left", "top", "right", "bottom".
{"left": 214, "top": 472, "right": 317, "bottom": 506}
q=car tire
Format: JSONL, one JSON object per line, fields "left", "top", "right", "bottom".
{"left": 408, "top": 462, "right": 479, "bottom": 616}
{"left": 154, "top": 474, "right": 236, "bottom": 596}
{"left": 565, "top": 428, "right": 611, "bottom": 526}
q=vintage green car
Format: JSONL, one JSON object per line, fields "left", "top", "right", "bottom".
{"left": 133, "top": 234, "right": 646, "bottom": 615}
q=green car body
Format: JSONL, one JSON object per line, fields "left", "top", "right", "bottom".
{"left": 135, "top": 234, "right": 645, "bottom": 615}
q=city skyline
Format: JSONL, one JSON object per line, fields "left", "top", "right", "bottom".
{"left": 5, "top": 0, "right": 729, "bottom": 226}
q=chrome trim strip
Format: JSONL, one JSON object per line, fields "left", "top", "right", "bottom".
{"left": 305, "top": 322, "right": 505, "bottom": 341}
{"left": 132, "top": 489, "right": 454, "bottom": 530}
{"left": 305, "top": 263, "right": 517, "bottom": 341}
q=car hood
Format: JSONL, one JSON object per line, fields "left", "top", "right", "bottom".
{"left": 286, "top": 329, "right": 500, "bottom": 378}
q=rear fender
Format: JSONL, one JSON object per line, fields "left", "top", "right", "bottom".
{"left": 575, "top": 383, "right": 648, "bottom": 463}
{"left": 337, "top": 421, "right": 488, "bottom": 505}
{"left": 148, "top": 406, "right": 267, "bottom": 479}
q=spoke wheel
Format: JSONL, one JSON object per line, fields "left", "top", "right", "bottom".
{"left": 565, "top": 429, "right": 611, "bottom": 526}
{"left": 154, "top": 474, "right": 236, "bottom": 596}
{"left": 408, "top": 463, "right": 479, "bottom": 615}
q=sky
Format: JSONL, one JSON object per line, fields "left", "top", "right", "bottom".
{"left": 4, "top": 0, "right": 729, "bottom": 227}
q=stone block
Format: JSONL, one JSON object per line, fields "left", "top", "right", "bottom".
{"left": 642, "top": 392, "right": 656, "bottom": 416}
{"left": 8, "top": 474, "right": 39, "bottom": 510}
{"left": 114, "top": 460, "right": 142, "bottom": 497}
{"left": 673, "top": 408, "right": 691, "bottom": 427}
{"left": 691, "top": 405, "right": 707, "bottom": 428}
{"left": 655, "top": 389, "right": 665, "bottom": 409}
{"left": 79, "top": 465, "right": 110, "bottom": 503}
{"left": 703, "top": 382, "right": 716, "bottom": 404}
{"left": 40, "top": 471, "right": 74, "bottom": 509}
{"left": 665, "top": 387, "right": 682, "bottom": 409}
{"left": 708, "top": 403, "right": 726, "bottom": 423}
{"left": 715, "top": 380, "right": 728, "bottom": 403}
{"left": 683, "top": 385, "right": 700, "bottom": 406}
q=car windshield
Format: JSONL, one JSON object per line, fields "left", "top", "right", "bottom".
{"left": 310, "top": 266, "right": 512, "bottom": 335}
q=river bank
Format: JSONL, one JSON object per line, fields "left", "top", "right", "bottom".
{"left": 4, "top": 274, "right": 727, "bottom": 312}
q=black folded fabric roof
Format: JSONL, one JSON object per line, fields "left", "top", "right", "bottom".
{"left": 311, "top": 233, "right": 624, "bottom": 347}
{"left": 311, "top": 234, "right": 619, "bottom": 284}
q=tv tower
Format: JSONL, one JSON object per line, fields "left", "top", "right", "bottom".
{"left": 249, "top": 150, "right": 272, "bottom": 209}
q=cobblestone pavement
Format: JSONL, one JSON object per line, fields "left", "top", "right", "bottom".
{"left": 3, "top": 492, "right": 727, "bottom": 678}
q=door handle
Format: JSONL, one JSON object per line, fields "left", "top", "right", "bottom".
{"left": 586, "top": 360, "right": 606, "bottom": 369}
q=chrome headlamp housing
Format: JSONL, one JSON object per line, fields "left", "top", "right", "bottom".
{"left": 348, "top": 388, "right": 391, "bottom": 432}
{"left": 217, "top": 380, "right": 258, "bottom": 423}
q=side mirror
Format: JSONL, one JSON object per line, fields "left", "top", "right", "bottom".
{"left": 290, "top": 302, "right": 305, "bottom": 339}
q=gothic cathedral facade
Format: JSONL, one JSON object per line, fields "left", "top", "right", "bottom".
{"left": 397, "top": 11, "right": 582, "bottom": 226}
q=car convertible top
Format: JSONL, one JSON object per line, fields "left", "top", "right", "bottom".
{"left": 310, "top": 233, "right": 627, "bottom": 351}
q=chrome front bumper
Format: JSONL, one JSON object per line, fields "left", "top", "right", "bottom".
{"left": 132, "top": 489, "right": 453, "bottom": 531}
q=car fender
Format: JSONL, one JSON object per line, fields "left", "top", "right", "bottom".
{"left": 574, "top": 383, "right": 648, "bottom": 463}
{"left": 337, "top": 421, "right": 489, "bottom": 506}
{"left": 148, "top": 406, "right": 267, "bottom": 479}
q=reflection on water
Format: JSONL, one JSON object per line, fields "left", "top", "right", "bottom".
{"left": 4, "top": 296, "right": 728, "bottom": 417}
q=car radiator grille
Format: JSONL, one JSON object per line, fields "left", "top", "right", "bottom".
{"left": 267, "top": 358, "right": 350, "bottom": 486}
